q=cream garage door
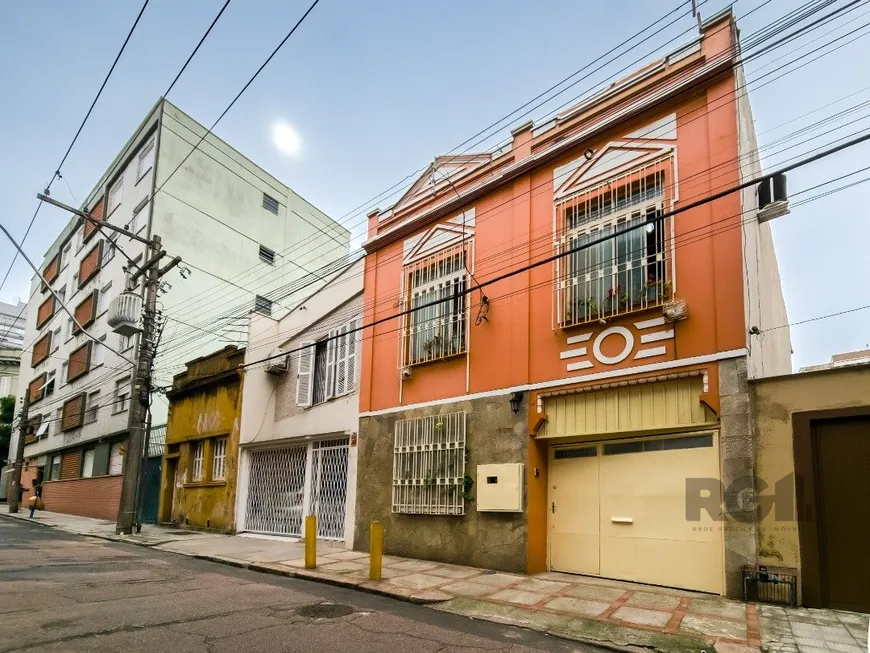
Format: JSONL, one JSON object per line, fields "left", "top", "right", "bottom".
{"left": 549, "top": 433, "right": 723, "bottom": 594}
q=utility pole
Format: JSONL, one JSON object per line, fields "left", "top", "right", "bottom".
{"left": 8, "top": 393, "right": 30, "bottom": 514}
{"left": 117, "top": 235, "right": 178, "bottom": 534}
{"left": 34, "top": 194, "right": 180, "bottom": 535}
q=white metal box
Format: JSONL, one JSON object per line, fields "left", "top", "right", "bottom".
{"left": 476, "top": 463, "right": 524, "bottom": 512}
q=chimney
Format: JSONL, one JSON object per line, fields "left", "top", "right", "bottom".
{"left": 510, "top": 120, "right": 534, "bottom": 160}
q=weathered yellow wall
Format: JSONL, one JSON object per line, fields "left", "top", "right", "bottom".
{"left": 752, "top": 365, "right": 870, "bottom": 571}
{"left": 163, "top": 376, "right": 242, "bottom": 532}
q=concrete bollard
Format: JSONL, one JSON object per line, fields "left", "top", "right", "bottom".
{"left": 304, "top": 515, "right": 317, "bottom": 569}
{"left": 369, "top": 521, "right": 383, "bottom": 581}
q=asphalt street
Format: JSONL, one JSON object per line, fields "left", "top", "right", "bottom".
{"left": 0, "top": 517, "right": 598, "bottom": 652}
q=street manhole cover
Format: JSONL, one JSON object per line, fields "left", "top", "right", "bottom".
{"left": 295, "top": 603, "right": 355, "bottom": 619}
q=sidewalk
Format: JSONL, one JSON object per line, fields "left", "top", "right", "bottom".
{"left": 6, "top": 510, "right": 868, "bottom": 653}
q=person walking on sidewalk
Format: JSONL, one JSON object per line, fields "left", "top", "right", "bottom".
{"left": 28, "top": 478, "right": 42, "bottom": 519}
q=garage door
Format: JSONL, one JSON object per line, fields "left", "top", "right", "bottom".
{"left": 549, "top": 432, "right": 723, "bottom": 594}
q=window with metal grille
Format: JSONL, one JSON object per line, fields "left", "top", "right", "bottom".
{"left": 297, "top": 318, "right": 359, "bottom": 407}
{"left": 556, "top": 161, "right": 673, "bottom": 327}
{"left": 254, "top": 295, "right": 272, "bottom": 315}
{"left": 190, "top": 441, "right": 204, "bottom": 482}
{"left": 212, "top": 437, "right": 227, "bottom": 480}
{"left": 392, "top": 412, "right": 466, "bottom": 515}
{"left": 259, "top": 245, "right": 275, "bottom": 265}
{"left": 262, "top": 193, "right": 280, "bottom": 215}
{"left": 402, "top": 244, "right": 468, "bottom": 366}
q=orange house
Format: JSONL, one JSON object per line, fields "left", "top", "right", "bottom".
{"left": 356, "top": 10, "right": 790, "bottom": 599}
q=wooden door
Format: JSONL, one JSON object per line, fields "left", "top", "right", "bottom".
{"left": 815, "top": 416, "right": 870, "bottom": 612}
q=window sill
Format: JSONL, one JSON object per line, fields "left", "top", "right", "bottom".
{"left": 183, "top": 480, "right": 226, "bottom": 489}
{"left": 405, "top": 349, "right": 467, "bottom": 369}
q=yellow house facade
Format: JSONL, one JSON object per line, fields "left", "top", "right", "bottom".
{"left": 159, "top": 346, "right": 244, "bottom": 531}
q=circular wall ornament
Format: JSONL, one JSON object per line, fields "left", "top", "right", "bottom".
{"left": 592, "top": 326, "right": 635, "bottom": 365}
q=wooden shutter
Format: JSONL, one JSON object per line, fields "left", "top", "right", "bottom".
{"left": 73, "top": 290, "right": 98, "bottom": 333}
{"left": 83, "top": 198, "right": 104, "bottom": 244}
{"left": 78, "top": 241, "right": 103, "bottom": 288}
{"left": 36, "top": 296, "right": 55, "bottom": 330}
{"left": 60, "top": 450, "right": 82, "bottom": 479}
{"left": 42, "top": 253, "right": 60, "bottom": 287}
{"left": 31, "top": 332, "right": 52, "bottom": 367}
{"left": 28, "top": 374, "right": 47, "bottom": 403}
{"left": 67, "top": 341, "right": 92, "bottom": 382}
{"left": 61, "top": 394, "right": 86, "bottom": 432}
{"left": 295, "top": 341, "right": 315, "bottom": 407}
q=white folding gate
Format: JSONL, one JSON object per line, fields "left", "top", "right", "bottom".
{"left": 244, "top": 437, "right": 350, "bottom": 540}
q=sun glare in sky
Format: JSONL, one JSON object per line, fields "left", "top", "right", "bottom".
{"left": 272, "top": 122, "right": 301, "bottom": 156}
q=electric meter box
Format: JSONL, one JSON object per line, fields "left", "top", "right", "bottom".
{"left": 476, "top": 463, "right": 524, "bottom": 512}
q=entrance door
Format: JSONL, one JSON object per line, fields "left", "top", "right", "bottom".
{"left": 549, "top": 433, "right": 723, "bottom": 594}
{"left": 815, "top": 417, "right": 870, "bottom": 612}
{"left": 549, "top": 445, "right": 599, "bottom": 575}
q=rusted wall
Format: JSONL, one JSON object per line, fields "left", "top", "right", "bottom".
{"left": 161, "top": 347, "right": 244, "bottom": 532}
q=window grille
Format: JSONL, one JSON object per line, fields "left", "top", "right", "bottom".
{"left": 259, "top": 245, "right": 275, "bottom": 265}
{"left": 191, "top": 441, "right": 204, "bottom": 482}
{"left": 309, "top": 438, "right": 350, "bottom": 539}
{"left": 401, "top": 243, "right": 468, "bottom": 366}
{"left": 254, "top": 295, "right": 272, "bottom": 315}
{"left": 212, "top": 437, "right": 227, "bottom": 480}
{"left": 556, "top": 159, "right": 673, "bottom": 327}
{"left": 262, "top": 193, "right": 280, "bottom": 215}
{"left": 392, "top": 412, "right": 466, "bottom": 515}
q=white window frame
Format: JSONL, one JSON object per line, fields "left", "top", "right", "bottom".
{"left": 191, "top": 441, "right": 204, "bottom": 482}
{"left": 325, "top": 318, "right": 359, "bottom": 400}
{"left": 108, "top": 177, "right": 123, "bottom": 215}
{"left": 212, "top": 437, "right": 227, "bottom": 481}
{"left": 296, "top": 341, "right": 315, "bottom": 407}
{"left": 98, "top": 282, "right": 112, "bottom": 315}
{"left": 0, "top": 376, "right": 10, "bottom": 396}
{"left": 555, "top": 160, "right": 672, "bottom": 327}
{"left": 392, "top": 412, "right": 467, "bottom": 515}
{"left": 60, "top": 361, "right": 68, "bottom": 386}
{"left": 113, "top": 376, "right": 131, "bottom": 414}
{"left": 137, "top": 137, "right": 155, "bottom": 181}
{"left": 120, "top": 333, "right": 135, "bottom": 351}
{"left": 401, "top": 243, "right": 469, "bottom": 367}
{"left": 85, "top": 391, "right": 100, "bottom": 424}
{"left": 109, "top": 442, "right": 124, "bottom": 475}
{"left": 49, "top": 454, "right": 62, "bottom": 481}
{"left": 92, "top": 335, "right": 106, "bottom": 368}
{"left": 82, "top": 448, "right": 95, "bottom": 477}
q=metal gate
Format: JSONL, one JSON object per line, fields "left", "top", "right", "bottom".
{"left": 244, "top": 437, "right": 350, "bottom": 540}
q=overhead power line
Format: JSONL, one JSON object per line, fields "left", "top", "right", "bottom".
{"left": 0, "top": 0, "right": 151, "bottom": 297}
{"left": 181, "top": 128, "right": 870, "bottom": 381}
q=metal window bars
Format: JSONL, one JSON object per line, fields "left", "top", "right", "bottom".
{"left": 212, "top": 437, "right": 227, "bottom": 480}
{"left": 555, "top": 159, "right": 673, "bottom": 328}
{"left": 401, "top": 244, "right": 469, "bottom": 367}
{"left": 392, "top": 412, "right": 466, "bottom": 515}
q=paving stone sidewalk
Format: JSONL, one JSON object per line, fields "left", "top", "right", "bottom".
{"left": 6, "top": 510, "right": 868, "bottom": 653}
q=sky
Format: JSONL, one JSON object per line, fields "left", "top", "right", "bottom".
{"left": 1, "top": 0, "right": 869, "bottom": 371}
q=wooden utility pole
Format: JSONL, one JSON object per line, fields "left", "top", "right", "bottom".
{"left": 8, "top": 393, "right": 30, "bottom": 514}
{"left": 116, "top": 235, "right": 169, "bottom": 534}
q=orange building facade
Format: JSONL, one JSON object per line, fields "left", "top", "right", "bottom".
{"left": 356, "top": 11, "right": 790, "bottom": 599}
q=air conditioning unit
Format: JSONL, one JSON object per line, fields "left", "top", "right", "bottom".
{"left": 265, "top": 349, "right": 289, "bottom": 375}
{"left": 107, "top": 291, "right": 143, "bottom": 336}
{"left": 757, "top": 172, "right": 789, "bottom": 223}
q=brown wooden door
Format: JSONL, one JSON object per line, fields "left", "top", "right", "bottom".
{"left": 815, "top": 416, "right": 870, "bottom": 612}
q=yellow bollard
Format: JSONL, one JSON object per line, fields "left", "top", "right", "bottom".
{"left": 369, "top": 521, "right": 383, "bottom": 581}
{"left": 304, "top": 515, "right": 317, "bottom": 569}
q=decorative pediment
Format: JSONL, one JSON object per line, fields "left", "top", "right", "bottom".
{"left": 403, "top": 210, "right": 475, "bottom": 264}
{"left": 553, "top": 113, "right": 677, "bottom": 201}
{"left": 391, "top": 154, "right": 492, "bottom": 216}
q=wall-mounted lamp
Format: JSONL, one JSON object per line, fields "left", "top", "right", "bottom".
{"left": 509, "top": 391, "right": 524, "bottom": 414}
